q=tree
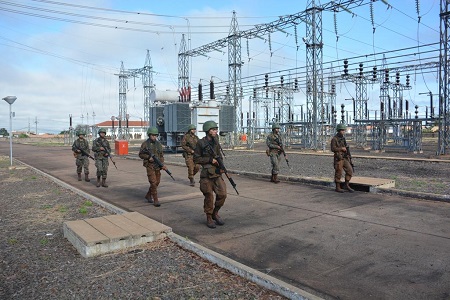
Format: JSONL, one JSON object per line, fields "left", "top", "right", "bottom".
{"left": 0, "top": 128, "right": 9, "bottom": 137}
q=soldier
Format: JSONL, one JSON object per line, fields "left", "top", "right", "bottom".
{"left": 181, "top": 124, "right": 200, "bottom": 186}
{"left": 266, "top": 123, "right": 287, "bottom": 183}
{"left": 139, "top": 127, "right": 167, "bottom": 207}
{"left": 92, "top": 128, "right": 111, "bottom": 188}
{"left": 330, "top": 123, "right": 354, "bottom": 193}
{"left": 194, "top": 120, "right": 227, "bottom": 229}
{"left": 71, "top": 130, "right": 90, "bottom": 182}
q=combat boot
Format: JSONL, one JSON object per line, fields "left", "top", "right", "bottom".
{"left": 77, "top": 173, "right": 82, "bottom": 181}
{"left": 273, "top": 174, "right": 280, "bottom": 184}
{"left": 84, "top": 173, "right": 90, "bottom": 182}
{"left": 153, "top": 195, "right": 161, "bottom": 207}
{"left": 206, "top": 214, "right": 216, "bottom": 228}
{"left": 101, "top": 178, "right": 108, "bottom": 188}
{"left": 345, "top": 181, "right": 355, "bottom": 193}
{"left": 270, "top": 174, "right": 274, "bottom": 182}
{"left": 212, "top": 208, "right": 224, "bottom": 226}
{"left": 96, "top": 176, "right": 101, "bottom": 187}
{"left": 335, "top": 182, "right": 344, "bottom": 193}
{"left": 189, "top": 178, "right": 195, "bottom": 186}
{"left": 144, "top": 191, "right": 153, "bottom": 203}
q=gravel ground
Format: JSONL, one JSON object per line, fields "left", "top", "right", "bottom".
{"left": 162, "top": 143, "right": 450, "bottom": 196}
{"left": 0, "top": 156, "right": 286, "bottom": 300}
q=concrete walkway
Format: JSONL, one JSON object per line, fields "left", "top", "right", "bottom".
{"left": 1, "top": 142, "right": 449, "bottom": 300}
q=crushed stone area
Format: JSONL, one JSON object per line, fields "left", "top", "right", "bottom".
{"left": 0, "top": 157, "right": 286, "bottom": 300}
{"left": 163, "top": 148, "right": 450, "bottom": 196}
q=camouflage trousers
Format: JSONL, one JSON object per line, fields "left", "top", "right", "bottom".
{"left": 269, "top": 153, "right": 282, "bottom": 175}
{"left": 75, "top": 156, "right": 90, "bottom": 174}
{"left": 334, "top": 158, "right": 353, "bottom": 183}
{"left": 95, "top": 158, "right": 109, "bottom": 178}
{"left": 199, "top": 176, "right": 227, "bottom": 215}
{"left": 146, "top": 167, "right": 161, "bottom": 198}
{"left": 184, "top": 154, "right": 200, "bottom": 179}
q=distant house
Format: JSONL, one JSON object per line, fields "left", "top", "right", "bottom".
{"left": 96, "top": 120, "right": 148, "bottom": 140}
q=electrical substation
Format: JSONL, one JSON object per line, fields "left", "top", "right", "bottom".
{"left": 112, "top": 0, "right": 449, "bottom": 155}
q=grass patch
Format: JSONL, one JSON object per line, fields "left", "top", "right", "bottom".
{"left": 411, "top": 180, "right": 426, "bottom": 187}
{"left": 41, "top": 204, "right": 53, "bottom": 209}
{"left": 83, "top": 200, "right": 93, "bottom": 207}
{"left": 58, "top": 206, "right": 68, "bottom": 213}
{"left": 79, "top": 207, "right": 88, "bottom": 214}
{"left": 8, "top": 238, "right": 18, "bottom": 245}
{"left": 40, "top": 238, "right": 49, "bottom": 246}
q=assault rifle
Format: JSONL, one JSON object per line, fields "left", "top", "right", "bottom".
{"left": 275, "top": 137, "right": 290, "bottom": 168}
{"left": 141, "top": 148, "right": 175, "bottom": 180}
{"left": 99, "top": 140, "right": 118, "bottom": 169}
{"left": 74, "top": 147, "right": 95, "bottom": 160}
{"left": 205, "top": 142, "right": 239, "bottom": 195}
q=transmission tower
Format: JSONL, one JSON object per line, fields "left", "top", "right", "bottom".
{"left": 141, "top": 50, "right": 155, "bottom": 125}
{"left": 438, "top": 0, "right": 450, "bottom": 155}
{"left": 178, "top": 34, "right": 190, "bottom": 97}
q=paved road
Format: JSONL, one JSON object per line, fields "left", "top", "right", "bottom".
{"left": 1, "top": 141, "right": 449, "bottom": 300}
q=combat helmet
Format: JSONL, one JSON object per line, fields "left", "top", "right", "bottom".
{"left": 272, "top": 123, "right": 281, "bottom": 130}
{"left": 187, "top": 124, "right": 196, "bottom": 132}
{"left": 202, "top": 120, "right": 218, "bottom": 132}
{"left": 147, "top": 127, "right": 159, "bottom": 135}
{"left": 98, "top": 128, "right": 107, "bottom": 134}
{"left": 336, "top": 123, "right": 347, "bottom": 131}
{"left": 76, "top": 130, "right": 86, "bottom": 136}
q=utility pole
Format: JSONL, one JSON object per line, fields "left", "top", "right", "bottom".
{"left": 34, "top": 117, "right": 38, "bottom": 135}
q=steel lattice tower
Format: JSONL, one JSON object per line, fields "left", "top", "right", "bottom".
{"left": 178, "top": 34, "right": 189, "bottom": 95}
{"left": 305, "top": 0, "right": 324, "bottom": 150}
{"left": 118, "top": 61, "right": 128, "bottom": 140}
{"left": 439, "top": 0, "right": 450, "bottom": 155}
{"left": 143, "top": 50, "right": 154, "bottom": 124}
{"left": 228, "top": 11, "right": 242, "bottom": 144}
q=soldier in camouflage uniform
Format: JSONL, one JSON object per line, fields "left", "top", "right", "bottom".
{"left": 71, "top": 130, "right": 90, "bottom": 182}
{"left": 194, "top": 120, "right": 227, "bottom": 229}
{"left": 181, "top": 124, "right": 200, "bottom": 186}
{"left": 139, "top": 127, "right": 167, "bottom": 207}
{"left": 330, "top": 123, "right": 354, "bottom": 193}
{"left": 92, "top": 128, "right": 111, "bottom": 188}
{"left": 266, "top": 123, "right": 286, "bottom": 183}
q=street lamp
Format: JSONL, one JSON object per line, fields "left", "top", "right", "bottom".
{"left": 3, "top": 96, "right": 17, "bottom": 166}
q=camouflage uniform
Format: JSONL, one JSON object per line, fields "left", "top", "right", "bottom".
{"left": 330, "top": 133, "right": 353, "bottom": 184}
{"left": 194, "top": 136, "right": 227, "bottom": 218}
{"left": 92, "top": 137, "right": 110, "bottom": 180}
{"left": 139, "top": 139, "right": 164, "bottom": 205}
{"left": 71, "top": 137, "right": 90, "bottom": 178}
{"left": 181, "top": 130, "right": 200, "bottom": 182}
{"left": 266, "top": 132, "right": 283, "bottom": 175}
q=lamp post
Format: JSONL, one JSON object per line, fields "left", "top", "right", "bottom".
{"left": 3, "top": 96, "right": 17, "bottom": 166}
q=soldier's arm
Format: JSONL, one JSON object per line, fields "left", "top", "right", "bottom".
{"left": 266, "top": 135, "right": 280, "bottom": 149}
{"left": 138, "top": 143, "right": 150, "bottom": 160}
{"left": 92, "top": 140, "right": 100, "bottom": 152}
{"left": 158, "top": 143, "right": 164, "bottom": 164}
{"left": 180, "top": 135, "right": 190, "bottom": 152}
{"left": 71, "top": 141, "right": 79, "bottom": 152}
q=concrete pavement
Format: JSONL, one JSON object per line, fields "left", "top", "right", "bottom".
{"left": 1, "top": 141, "right": 449, "bottom": 300}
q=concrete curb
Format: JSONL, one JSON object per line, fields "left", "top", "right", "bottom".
{"left": 18, "top": 159, "right": 322, "bottom": 300}
{"left": 168, "top": 232, "right": 322, "bottom": 300}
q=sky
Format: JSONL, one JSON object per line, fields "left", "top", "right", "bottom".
{"left": 0, "top": 0, "right": 441, "bottom": 134}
